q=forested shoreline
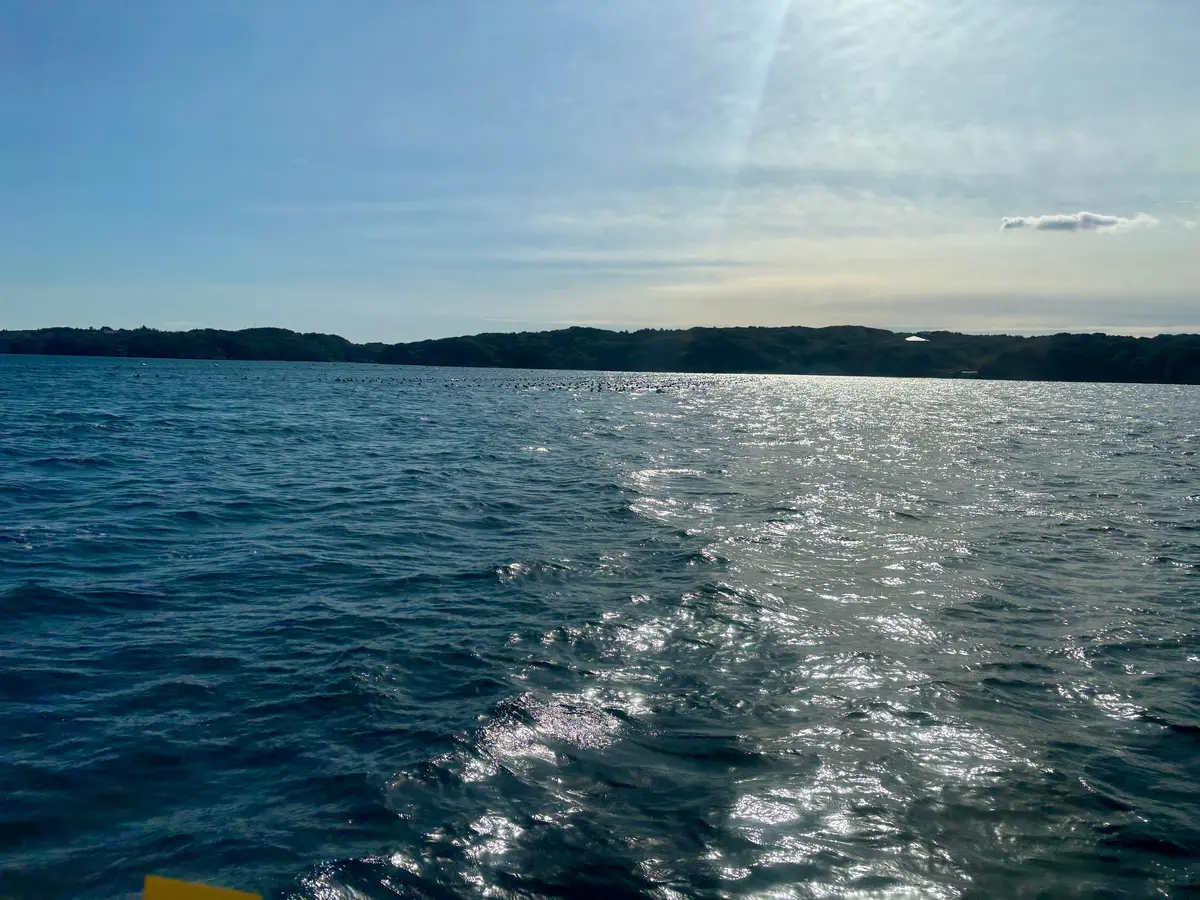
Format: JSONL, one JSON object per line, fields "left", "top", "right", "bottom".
{"left": 3, "top": 324, "right": 1200, "bottom": 384}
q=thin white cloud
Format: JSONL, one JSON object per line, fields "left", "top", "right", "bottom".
{"left": 248, "top": 200, "right": 486, "bottom": 216}
{"left": 999, "top": 211, "right": 1158, "bottom": 233}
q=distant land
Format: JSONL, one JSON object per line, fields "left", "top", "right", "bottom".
{"left": 3, "top": 325, "right": 1200, "bottom": 384}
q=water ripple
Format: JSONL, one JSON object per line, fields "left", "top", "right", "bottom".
{"left": 1, "top": 356, "right": 1198, "bottom": 898}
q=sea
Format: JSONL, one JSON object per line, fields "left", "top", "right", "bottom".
{"left": 2, "top": 354, "right": 1199, "bottom": 899}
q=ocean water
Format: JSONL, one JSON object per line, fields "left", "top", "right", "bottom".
{"left": 2, "top": 355, "right": 1199, "bottom": 900}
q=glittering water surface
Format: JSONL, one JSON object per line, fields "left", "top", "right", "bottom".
{"left": 3, "top": 356, "right": 1199, "bottom": 899}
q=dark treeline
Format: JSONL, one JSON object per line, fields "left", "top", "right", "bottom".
{"left": 3, "top": 324, "right": 1200, "bottom": 384}
{"left": 0, "top": 326, "right": 385, "bottom": 364}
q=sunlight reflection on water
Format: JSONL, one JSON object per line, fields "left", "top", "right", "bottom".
{"left": 2, "top": 358, "right": 1198, "bottom": 897}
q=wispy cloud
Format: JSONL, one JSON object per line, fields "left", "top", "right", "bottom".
{"left": 248, "top": 200, "right": 487, "bottom": 216}
{"left": 999, "top": 211, "right": 1158, "bottom": 233}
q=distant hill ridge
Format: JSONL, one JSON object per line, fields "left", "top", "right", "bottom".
{"left": 3, "top": 324, "right": 1200, "bottom": 384}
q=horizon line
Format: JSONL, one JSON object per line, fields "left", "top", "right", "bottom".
{"left": 4, "top": 322, "right": 1200, "bottom": 343}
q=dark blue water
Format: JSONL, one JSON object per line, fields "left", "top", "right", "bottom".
{"left": 2, "top": 355, "right": 1199, "bottom": 899}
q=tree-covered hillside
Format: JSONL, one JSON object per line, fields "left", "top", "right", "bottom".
{"left": 0, "top": 326, "right": 384, "bottom": 363}
{"left": 3, "top": 324, "right": 1200, "bottom": 384}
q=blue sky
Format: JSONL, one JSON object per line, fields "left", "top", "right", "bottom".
{"left": 1, "top": 0, "right": 1197, "bottom": 341}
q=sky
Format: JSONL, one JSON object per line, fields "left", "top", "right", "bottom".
{"left": 1, "top": 0, "right": 1198, "bottom": 341}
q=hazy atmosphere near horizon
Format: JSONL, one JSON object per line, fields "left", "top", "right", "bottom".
{"left": 2, "top": 0, "right": 1198, "bottom": 340}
